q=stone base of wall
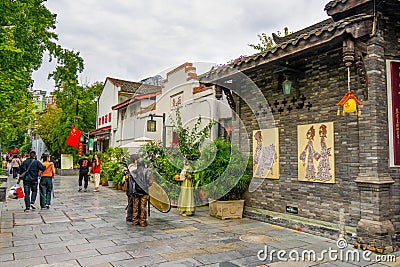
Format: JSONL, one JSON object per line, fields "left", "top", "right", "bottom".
{"left": 244, "top": 206, "right": 356, "bottom": 241}
{"left": 56, "top": 169, "right": 79, "bottom": 176}
{"left": 357, "top": 219, "right": 395, "bottom": 251}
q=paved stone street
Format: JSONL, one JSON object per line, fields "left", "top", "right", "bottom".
{"left": 0, "top": 174, "right": 399, "bottom": 267}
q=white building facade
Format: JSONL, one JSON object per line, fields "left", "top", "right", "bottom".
{"left": 154, "top": 62, "right": 232, "bottom": 146}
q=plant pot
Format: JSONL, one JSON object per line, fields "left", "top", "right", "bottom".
{"left": 108, "top": 181, "right": 114, "bottom": 188}
{"left": 209, "top": 198, "right": 244, "bottom": 219}
{"left": 0, "top": 183, "right": 7, "bottom": 202}
{"left": 198, "top": 189, "right": 207, "bottom": 202}
{"left": 102, "top": 181, "right": 109, "bottom": 186}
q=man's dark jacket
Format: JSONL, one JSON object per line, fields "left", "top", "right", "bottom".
{"left": 19, "top": 157, "right": 46, "bottom": 181}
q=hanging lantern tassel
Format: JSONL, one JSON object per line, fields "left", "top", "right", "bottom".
{"left": 336, "top": 90, "right": 363, "bottom": 117}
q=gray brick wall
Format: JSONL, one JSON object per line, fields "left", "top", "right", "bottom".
{"left": 235, "top": 47, "right": 363, "bottom": 228}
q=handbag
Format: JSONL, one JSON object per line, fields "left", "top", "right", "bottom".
{"left": 19, "top": 159, "right": 34, "bottom": 180}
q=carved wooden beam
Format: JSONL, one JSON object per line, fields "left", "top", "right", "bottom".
{"left": 222, "top": 88, "right": 236, "bottom": 112}
{"left": 343, "top": 37, "right": 369, "bottom": 100}
{"left": 355, "top": 50, "right": 369, "bottom": 100}
{"left": 215, "top": 85, "right": 223, "bottom": 100}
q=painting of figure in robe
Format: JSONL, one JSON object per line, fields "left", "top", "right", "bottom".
{"left": 253, "top": 128, "right": 279, "bottom": 179}
{"left": 298, "top": 122, "right": 335, "bottom": 183}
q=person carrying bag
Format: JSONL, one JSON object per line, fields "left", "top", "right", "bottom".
{"left": 39, "top": 154, "right": 55, "bottom": 209}
{"left": 18, "top": 150, "right": 46, "bottom": 212}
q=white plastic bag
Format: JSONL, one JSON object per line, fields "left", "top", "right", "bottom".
{"left": 7, "top": 184, "right": 18, "bottom": 199}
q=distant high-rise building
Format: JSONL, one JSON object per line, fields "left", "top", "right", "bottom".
{"left": 30, "top": 89, "right": 54, "bottom": 111}
{"left": 140, "top": 75, "right": 164, "bottom": 87}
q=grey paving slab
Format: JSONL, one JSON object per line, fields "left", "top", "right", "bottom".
{"left": 195, "top": 250, "right": 243, "bottom": 265}
{"left": 0, "top": 253, "right": 14, "bottom": 262}
{"left": 77, "top": 251, "right": 132, "bottom": 266}
{"left": 0, "top": 241, "right": 13, "bottom": 248}
{"left": 45, "top": 249, "right": 100, "bottom": 264}
{"left": 13, "top": 246, "right": 69, "bottom": 260}
{"left": 0, "top": 255, "right": 47, "bottom": 267}
{"left": 0, "top": 243, "right": 41, "bottom": 254}
{"left": 39, "top": 238, "right": 89, "bottom": 249}
{"left": 1, "top": 175, "right": 397, "bottom": 266}
{"left": 111, "top": 254, "right": 167, "bottom": 267}
{"left": 35, "top": 260, "right": 81, "bottom": 266}
{"left": 151, "top": 257, "right": 203, "bottom": 267}
{"left": 67, "top": 240, "right": 116, "bottom": 252}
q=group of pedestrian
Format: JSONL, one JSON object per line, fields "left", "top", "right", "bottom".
{"left": 17, "top": 150, "right": 55, "bottom": 212}
{"left": 12, "top": 149, "right": 195, "bottom": 227}
{"left": 77, "top": 153, "right": 102, "bottom": 192}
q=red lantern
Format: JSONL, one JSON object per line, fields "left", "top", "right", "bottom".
{"left": 78, "top": 143, "right": 83, "bottom": 156}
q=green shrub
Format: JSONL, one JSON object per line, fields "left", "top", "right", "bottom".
{"left": 140, "top": 138, "right": 251, "bottom": 202}
{"left": 99, "top": 147, "right": 129, "bottom": 183}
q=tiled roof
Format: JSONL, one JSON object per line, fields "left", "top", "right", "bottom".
{"left": 272, "top": 19, "right": 333, "bottom": 45}
{"left": 112, "top": 91, "right": 161, "bottom": 110}
{"left": 106, "top": 77, "right": 143, "bottom": 93}
{"left": 90, "top": 126, "right": 111, "bottom": 135}
{"left": 324, "top": 0, "right": 348, "bottom": 10}
{"left": 134, "top": 83, "right": 162, "bottom": 96}
{"left": 200, "top": 14, "right": 373, "bottom": 81}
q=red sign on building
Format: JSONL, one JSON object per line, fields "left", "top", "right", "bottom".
{"left": 390, "top": 61, "right": 400, "bottom": 165}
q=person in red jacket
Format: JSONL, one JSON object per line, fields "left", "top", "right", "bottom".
{"left": 92, "top": 154, "right": 101, "bottom": 192}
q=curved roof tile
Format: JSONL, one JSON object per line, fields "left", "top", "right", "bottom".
{"left": 325, "top": 0, "right": 348, "bottom": 10}
{"left": 200, "top": 14, "right": 372, "bottom": 80}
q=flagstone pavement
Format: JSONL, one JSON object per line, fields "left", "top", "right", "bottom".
{"left": 1, "top": 174, "right": 400, "bottom": 267}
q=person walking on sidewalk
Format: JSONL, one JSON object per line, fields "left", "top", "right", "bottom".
{"left": 126, "top": 154, "right": 138, "bottom": 222}
{"left": 92, "top": 154, "right": 101, "bottom": 192}
{"left": 77, "top": 153, "right": 91, "bottom": 192}
{"left": 10, "top": 154, "right": 21, "bottom": 179}
{"left": 17, "top": 150, "right": 46, "bottom": 212}
{"left": 130, "top": 157, "right": 153, "bottom": 227}
{"left": 39, "top": 154, "right": 55, "bottom": 209}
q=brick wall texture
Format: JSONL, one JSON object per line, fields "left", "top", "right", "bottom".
{"left": 234, "top": 8, "right": 400, "bottom": 234}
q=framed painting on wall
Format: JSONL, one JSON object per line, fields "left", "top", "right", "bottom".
{"left": 252, "top": 128, "right": 279, "bottom": 179}
{"left": 298, "top": 122, "right": 335, "bottom": 183}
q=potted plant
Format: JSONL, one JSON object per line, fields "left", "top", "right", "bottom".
{"left": 193, "top": 138, "right": 251, "bottom": 219}
{"left": 100, "top": 147, "right": 129, "bottom": 189}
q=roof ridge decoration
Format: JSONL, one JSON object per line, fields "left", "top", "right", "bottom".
{"left": 273, "top": 18, "right": 334, "bottom": 45}
{"left": 325, "top": 0, "right": 348, "bottom": 10}
{"left": 324, "top": 0, "right": 371, "bottom": 19}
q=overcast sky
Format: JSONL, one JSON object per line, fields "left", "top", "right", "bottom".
{"left": 32, "top": 0, "right": 329, "bottom": 92}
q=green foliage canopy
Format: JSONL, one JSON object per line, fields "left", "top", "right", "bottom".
{"left": 0, "top": 0, "right": 89, "bottom": 153}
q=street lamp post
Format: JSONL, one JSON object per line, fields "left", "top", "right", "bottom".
{"left": 147, "top": 113, "right": 166, "bottom": 147}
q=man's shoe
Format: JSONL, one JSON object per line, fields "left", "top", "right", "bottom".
{"left": 30, "top": 204, "right": 36, "bottom": 210}
{"left": 78, "top": 188, "right": 82, "bottom": 192}
{"left": 46, "top": 205, "right": 50, "bottom": 209}
{"left": 83, "top": 189, "right": 87, "bottom": 192}
{"left": 24, "top": 209, "right": 30, "bottom": 212}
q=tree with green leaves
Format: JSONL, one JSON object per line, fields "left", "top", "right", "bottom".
{"left": 34, "top": 82, "right": 102, "bottom": 157}
{"left": 248, "top": 27, "right": 290, "bottom": 52}
{"left": 0, "top": 0, "right": 84, "bottom": 152}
